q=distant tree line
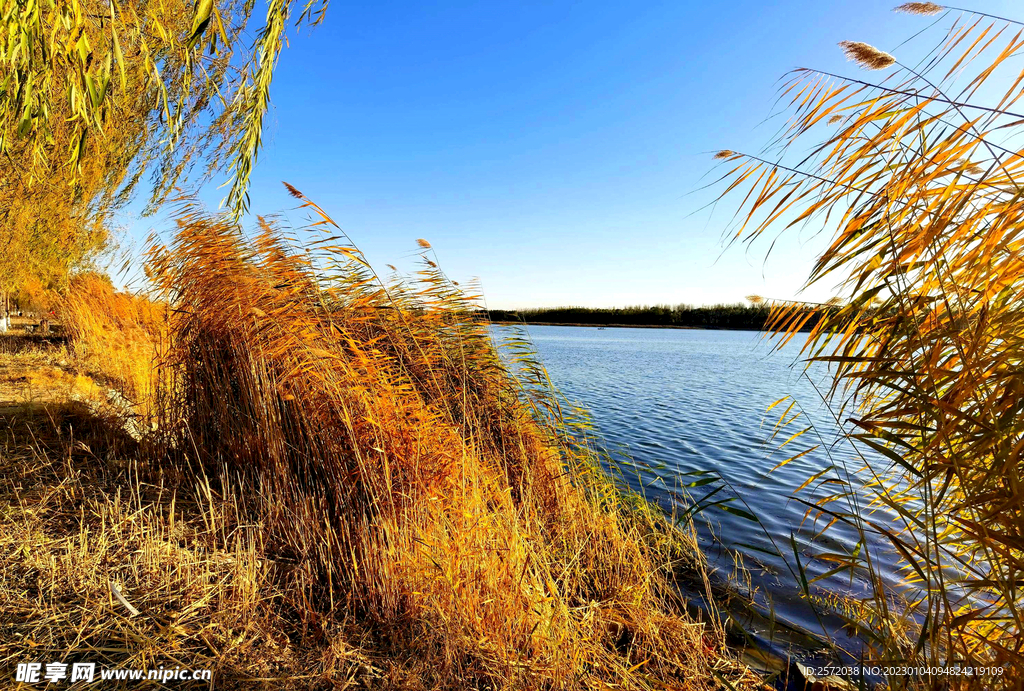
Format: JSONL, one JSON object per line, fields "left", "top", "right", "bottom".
{"left": 485, "top": 303, "right": 821, "bottom": 330}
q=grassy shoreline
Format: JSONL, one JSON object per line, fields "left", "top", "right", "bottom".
{"left": 1, "top": 205, "right": 770, "bottom": 690}
{"left": 0, "top": 336, "right": 761, "bottom": 690}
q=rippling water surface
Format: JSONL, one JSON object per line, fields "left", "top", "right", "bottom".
{"left": 498, "top": 324, "right": 904, "bottom": 661}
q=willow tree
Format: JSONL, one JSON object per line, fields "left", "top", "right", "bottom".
{"left": 0, "top": 0, "right": 329, "bottom": 302}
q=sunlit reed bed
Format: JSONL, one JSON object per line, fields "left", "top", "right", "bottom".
{"left": 47, "top": 190, "right": 762, "bottom": 690}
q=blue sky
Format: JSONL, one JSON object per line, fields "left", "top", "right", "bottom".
{"left": 120, "top": 0, "right": 1020, "bottom": 308}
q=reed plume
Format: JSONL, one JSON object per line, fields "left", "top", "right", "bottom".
{"left": 894, "top": 2, "right": 944, "bottom": 15}
{"left": 838, "top": 41, "right": 896, "bottom": 70}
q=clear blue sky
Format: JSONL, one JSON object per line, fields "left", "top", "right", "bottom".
{"left": 120, "top": 0, "right": 1019, "bottom": 308}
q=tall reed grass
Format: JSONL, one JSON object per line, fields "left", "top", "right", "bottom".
{"left": 60, "top": 273, "right": 168, "bottom": 414}
{"left": 713, "top": 3, "right": 1024, "bottom": 686}
{"left": 58, "top": 191, "right": 760, "bottom": 689}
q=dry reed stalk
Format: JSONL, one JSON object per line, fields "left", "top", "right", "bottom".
{"left": 712, "top": 4, "right": 1024, "bottom": 686}
{"left": 59, "top": 274, "right": 170, "bottom": 418}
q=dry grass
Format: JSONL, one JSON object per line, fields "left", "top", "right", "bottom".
{"left": 0, "top": 347, "right": 98, "bottom": 411}
{"left": 60, "top": 273, "right": 169, "bottom": 415}
{"left": 0, "top": 391, "right": 378, "bottom": 689}
{"left": 11, "top": 194, "right": 762, "bottom": 689}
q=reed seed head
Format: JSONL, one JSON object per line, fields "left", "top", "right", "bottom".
{"left": 714, "top": 150, "right": 735, "bottom": 160}
{"left": 954, "top": 159, "right": 984, "bottom": 176}
{"left": 827, "top": 115, "right": 844, "bottom": 125}
{"left": 417, "top": 238, "right": 432, "bottom": 249}
{"left": 839, "top": 41, "right": 896, "bottom": 70}
{"left": 894, "top": 2, "right": 943, "bottom": 15}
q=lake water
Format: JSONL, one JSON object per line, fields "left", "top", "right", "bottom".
{"left": 498, "top": 324, "right": 906, "bottom": 664}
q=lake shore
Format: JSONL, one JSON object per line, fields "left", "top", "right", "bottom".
{"left": 1, "top": 312, "right": 771, "bottom": 691}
